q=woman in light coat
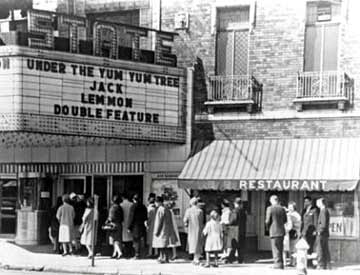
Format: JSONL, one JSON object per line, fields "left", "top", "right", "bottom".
{"left": 153, "top": 196, "right": 177, "bottom": 263}
{"left": 80, "top": 197, "right": 95, "bottom": 258}
{"left": 56, "top": 194, "right": 75, "bottom": 256}
{"left": 183, "top": 197, "right": 204, "bottom": 265}
{"left": 284, "top": 201, "right": 302, "bottom": 266}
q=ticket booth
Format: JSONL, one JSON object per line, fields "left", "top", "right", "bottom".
{"left": 15, "top": 172, "right": 52, "bottom": 245}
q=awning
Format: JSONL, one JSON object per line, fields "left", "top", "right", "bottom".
{"left": 178, "top": 138, "right": 360, "bottom": 191}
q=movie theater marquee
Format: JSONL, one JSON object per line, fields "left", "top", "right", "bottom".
{"left": 0, "top": 54, "right": 186, "bottom": 143}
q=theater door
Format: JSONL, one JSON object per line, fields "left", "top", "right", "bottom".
{"left": 0, "top": 179, "right": 18, "bottom": 235}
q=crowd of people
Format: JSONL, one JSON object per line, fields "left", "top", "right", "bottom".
{"left": 265, "top": 195, "right": 331, "bottom": 270}
{"left": 48, "top": 192, "right": 330, "bottom": 269}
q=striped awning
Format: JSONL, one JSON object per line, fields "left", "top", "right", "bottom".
{"left": 0, "top": 161, "right": 144, "bottom": 175}
{"left": 178, "top": 138, "right": 360, "bottom": 191}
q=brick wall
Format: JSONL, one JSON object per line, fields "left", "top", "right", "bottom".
{"left": 159, "top": 0, "right": 360, "bottom": 116}
{"left": 193, "top": 116, "right": 360, "bottom": 140}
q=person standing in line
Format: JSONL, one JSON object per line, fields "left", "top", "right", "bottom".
{"left": 48, "top": 196, "right": 63, "bottom": 254}
{"left": 166, "top": 201, "right": 181, "bottom": 261}
{"left": 183, "top": 197, "right": 204, "bottom": 265}
{"left": 56, "top": 194, "right": 75, "bottom": 256}
{"left": 229, "top": 198, "right": 247, "bottom": 263}
{"left": 145, "top": 193, "right": 157, "bottom": 257}
{"left": 202, "top": 210, "right": 223, "bottom": 268}
{"left": 220, "top": 199, "right": 234, "bottom": 263}
{"left": 316, "top": 198, "right": 331, "bottom": 269}
{"left": 265, "top": 195, "right": 287, "bottom": 269}
{"left": 128, "top": 194, "right": 148, "bottom": 259}
{"left": 107, "top": 195, "right": 123, "bottom": 259}
{"left": 283, "top": 201, "right": 301, "bottom": 266}
{"left": 80, "top": 197, "right": 95, "bottom": 258}
{"left": 301, "top": 196, "right": 319, "bottom": 267}
{"left": 153, "top": 196, "right": 178, "bottom": 263}
{"left": 120, "top": 193, "right": 134, "bottom": 258}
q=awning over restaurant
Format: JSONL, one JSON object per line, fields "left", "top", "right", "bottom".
{"left": 178, "top": 138, "right": 360, "bottom": 191}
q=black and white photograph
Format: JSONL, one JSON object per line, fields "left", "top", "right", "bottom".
{"left": 0, "top": 0, "right": 359, "bottom": 274}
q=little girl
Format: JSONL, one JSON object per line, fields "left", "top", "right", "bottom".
{"left": 202, "top": 210, "right": 223, "bottom": 268}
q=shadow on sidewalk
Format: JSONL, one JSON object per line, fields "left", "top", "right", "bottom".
{"left": 15, "top": 243, "right": 274, "bottom": 264}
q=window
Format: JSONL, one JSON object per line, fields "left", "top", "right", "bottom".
{"left": 304, "top": 2, "right": 341, "bottom": 72}
{"left": 216, "top": 7, "right": 250, "bottom": 76}
{"left": 310, "top": 192, "right": 357, "bottom": 238}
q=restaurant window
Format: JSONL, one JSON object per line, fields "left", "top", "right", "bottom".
{"left": 310, "top": 191, "right": 357, "bottom": 238}
{"left": 216, "top": 6, "right": 250, "bottom": 76}
{"left": 304, "top": 1, "right": 341, "bottom": 72}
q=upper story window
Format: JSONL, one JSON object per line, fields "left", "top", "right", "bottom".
{"left": 206, "top": 5, "right": 262, "bottom": 114}
{"left": 304, "top": 1, "right": 341, "bottom": 72}
{"left": 88, "top": 9, "right": 140, "bottom": 26}
{"left": 216, "top": 7, "right": 250, "bottom": 76}
{"left": 295, "top": 1, "right": 354, "bottom": 111}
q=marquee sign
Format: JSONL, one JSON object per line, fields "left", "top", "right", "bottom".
{"left": 26, "top": 9, "right": 176, "bottom": 66}
{"left": 0, "top": 53, "right": 186, "bottom": 143}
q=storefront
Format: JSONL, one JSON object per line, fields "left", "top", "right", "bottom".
{"left": 178, "top": 138, "right": 360, "bottom": 262}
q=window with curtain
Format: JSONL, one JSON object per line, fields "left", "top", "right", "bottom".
{"left": 216, "top": 7, "right": 250, "bottom": 76}
{"left": 304, "top": 2, "right": 341, "bottom": 72}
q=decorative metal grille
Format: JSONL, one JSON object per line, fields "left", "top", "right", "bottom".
{"left": 216, "top": 30, "right": 249, "bottom": 75}
{"left": 0, "top": 113, "right": 186, "bottom": 144}
{"left": 297, "top": 71, "right": 354, "bottom": 99}
{"left": 234, "top": 31, "right": 248, "bottom": 75}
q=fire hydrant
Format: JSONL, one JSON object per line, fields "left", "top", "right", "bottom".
{"left": 295, "top": 238, "right": 310, "bottom": 275}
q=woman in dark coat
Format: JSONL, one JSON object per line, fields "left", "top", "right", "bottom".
{"left": 107, "top": 195, "right": 123, "bottom": 259}
{"left": 153, "top": 196, "right": 178, "bottom": 263}
{"left": 49, "top": 196, "right": 63, "bottom": 253}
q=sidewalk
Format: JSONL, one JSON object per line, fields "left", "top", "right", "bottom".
{"left": 1, "top": 240, "right": 360, "bottom": 275}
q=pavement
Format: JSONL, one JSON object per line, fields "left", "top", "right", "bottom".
{"left": 1, "top": 240, "right": 360, "bottom": 275}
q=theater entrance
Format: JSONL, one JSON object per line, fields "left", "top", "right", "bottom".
{"left": 0, "top": 179, "right": 18, "bottom": 235}
{"left": 112, "top": 175, "right": 143, "bottom": 202}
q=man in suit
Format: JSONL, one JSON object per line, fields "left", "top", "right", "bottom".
{"left": 265, "top": 195, "right": 287, "bottom": 269}
{"left": 229, "top": 198, "right": 247, "bottom": 263}
{"left": 301, "top": 196, "right": 319, "bottom": 258}
{"left": 316, "top": 198, "right": 331, "bottom": 269}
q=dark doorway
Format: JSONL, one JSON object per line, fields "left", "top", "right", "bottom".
{"left": 264, "top": 191, "right": 289, "bottom": 236}
{"left": 113, "top": 175, "right": 143, "bottom": 202}
{"left": 0, "top": 179, "right": 18, "bottom": 234}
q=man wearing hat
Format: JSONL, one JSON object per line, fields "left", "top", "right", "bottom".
{"left": 229, "top": 197, "right": 247, "bottom": 263}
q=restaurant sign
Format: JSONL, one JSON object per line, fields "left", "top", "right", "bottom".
{"left": 238, "top": 180, "right": 327, "bottom": 191}
{"left": 0, "top": 55, "right": 186, "bottom": 142}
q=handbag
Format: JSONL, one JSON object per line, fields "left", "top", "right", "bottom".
{"left": 102, "top": 221, "right": 117, "bottom": 231}
{"left": 289, "top": 229, "right": 298, "bottom": 240}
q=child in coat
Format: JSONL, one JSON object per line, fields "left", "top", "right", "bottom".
{"left": 202, "top": 210, "right": 223, "bottom": 267}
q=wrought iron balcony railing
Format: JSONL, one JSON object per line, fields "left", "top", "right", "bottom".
{"left": 297, "top": 71, "right": 353, "bottom": 99}
{"left": 206, "top": 75, "right": 263, "bottom": 113}
{"left": 295, "top": 71, "right": 354, "bottom": 111}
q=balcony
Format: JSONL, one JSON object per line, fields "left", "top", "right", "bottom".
{"left": 205, "top": 75, "right": 263, "bottom": 113}
{"left": 294, "top": 71, "right": 354, "bottom": 111}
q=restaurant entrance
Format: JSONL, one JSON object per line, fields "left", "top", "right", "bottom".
{"left": 258, "top": 191, "right": 289, "bottom": 251}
